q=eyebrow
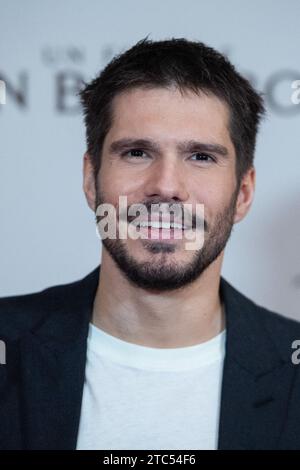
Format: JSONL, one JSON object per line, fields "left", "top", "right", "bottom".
{"left": 108, "top": 138, "right": 229, "bottom": 158}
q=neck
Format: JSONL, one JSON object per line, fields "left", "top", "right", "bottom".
{"left": 91, "top": 251, "right": 225, "bottom": 348}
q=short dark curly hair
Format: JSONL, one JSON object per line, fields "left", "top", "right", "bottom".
{"left": 79, "top": 36, "right": 266, "bottom": 186}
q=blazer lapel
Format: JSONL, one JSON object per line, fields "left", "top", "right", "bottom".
{"left": 16, "top": 266, "right": 296, "bottom": 450}
{"left": 217, "top": 277, "right": 296, "bottom": 450}
{"left": 19, "top": 266, "right": 101, "bottom": 450}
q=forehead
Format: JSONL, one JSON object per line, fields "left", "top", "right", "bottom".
{"left": 107, "top": 86, "right": 233, "bottom": 150}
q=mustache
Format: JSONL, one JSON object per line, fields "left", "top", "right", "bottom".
{"left": 118, "top": 200, "right": 207, "bottom": 231}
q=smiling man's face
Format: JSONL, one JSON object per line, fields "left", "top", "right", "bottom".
{"left": 84, "top": 86, "right": 255, "bottom": 291}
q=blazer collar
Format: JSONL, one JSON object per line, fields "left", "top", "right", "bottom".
{"left": 19, "top": 265, "right": 293, "bottom": 449}
{"left": 19, "top": 267, "right": 98, "bottom": 449}
{"left": 218, "top": 277, "right": 293, "bottom": 449}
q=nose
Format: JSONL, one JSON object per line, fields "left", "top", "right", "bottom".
{"left": 143, "top": 156, "right": 189, "bottom": 202}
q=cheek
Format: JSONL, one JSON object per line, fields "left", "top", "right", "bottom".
{"left": 193, "top": 187, "right": 230, "bottom": 225}
{"left": 100, "top": 163, "right": 148, "bottom": 203}
{"left": 98, "top": 168, "right": 141, "bottom": 210}
{"left": 98, "top": 164, "right": 122, "bottom": 199}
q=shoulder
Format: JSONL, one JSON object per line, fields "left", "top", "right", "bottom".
{"left": 221, "top": 276, "right": 300, "bottom": 359}
{"left": 0, "top": 276, "right": 85, "bottom": 342}
{"left": 243, "top": 286, "right": 300, "bottom": 337}
{"left": 253, "top": 303, "right": 300, "bottom": 357}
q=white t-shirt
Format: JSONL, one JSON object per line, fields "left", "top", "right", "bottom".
{"left": 76, "top": 322, "right": 226, "bottom": 450}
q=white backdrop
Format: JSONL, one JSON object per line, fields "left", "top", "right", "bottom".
{"left": 0, "top": 0, "right": 299, "bottom": 319}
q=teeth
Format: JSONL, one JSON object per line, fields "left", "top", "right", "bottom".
{"left": 135, "top": 221, "right": 186, "bottom": 229}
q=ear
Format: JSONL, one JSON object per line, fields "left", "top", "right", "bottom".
{"left": 83, "top": 152, "right": 96, "bottom": 212}
{"left": 233, "top": 166, "right": 256, "bottom": 224}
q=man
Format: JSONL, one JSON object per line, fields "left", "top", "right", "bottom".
{"left": 0, "top": 37, "right": 300, "bottom": 450}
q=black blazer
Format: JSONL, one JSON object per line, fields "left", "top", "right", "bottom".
{"left": 0, "top": 265, "right": 300, "bottom": 450}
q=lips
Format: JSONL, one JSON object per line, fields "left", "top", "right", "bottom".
{"left": 132, "top": 220, "right": 187, "bottom": 230}
{"left": 127, "top": 215, "right": 192, "bottom": 230}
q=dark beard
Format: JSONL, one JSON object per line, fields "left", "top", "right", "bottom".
{"left": 96, "top": 187, "right": 239, "bottom": 292}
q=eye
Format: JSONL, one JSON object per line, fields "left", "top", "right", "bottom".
{"left": 190, "top": 152, "right": 215, "bottom": 163}
{"left": 122, "top": 149, "right": 149, "bottom": 159}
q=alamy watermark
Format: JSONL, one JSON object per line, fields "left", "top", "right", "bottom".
{"left": 0, "top": 80, "right": 6, "bottom": 105}
{"left": 291, "top": 80, "right": 300, "bottom": 104}
{"left": 95, "top": 196, "right": 205, "bottom": 251}
{"left": 291, "top": 340, "right": 300, "bottom": 365}
{"left": 0, "top": 340, "right": 6, "bottom": 365}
